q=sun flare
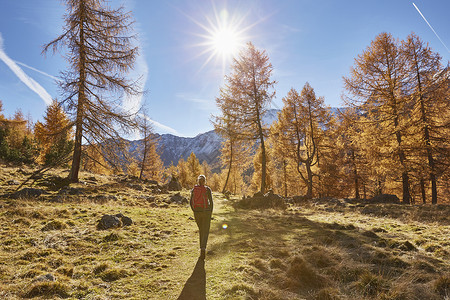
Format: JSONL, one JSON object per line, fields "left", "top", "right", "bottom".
{"left": 188, "top": 7, "right": 250, "bottom": 73}
{"left": 211, "top": 27, "right": 240, "bottom": 57}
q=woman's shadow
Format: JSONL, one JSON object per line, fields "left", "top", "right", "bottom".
{"left": 177, "top": 258, "right": 206, "bottom": 300}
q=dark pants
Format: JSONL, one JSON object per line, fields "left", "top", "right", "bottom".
{"left": 194, "top": 210, "right": 212, "bottom": 250}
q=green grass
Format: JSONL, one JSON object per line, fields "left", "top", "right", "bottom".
{"left": 0, "top": 165, "right": 449, "bottom": 299}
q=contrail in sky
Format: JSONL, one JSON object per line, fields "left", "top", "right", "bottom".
{"left": 412, "top": 3, "right": 450, "bottom": 53}
{"left": 15, "top": 61, "right": 61, "bottom": 82}
{"left": 0, "top": 32, "right": 53, "bottom": 105}
{"left": 139, "top": 113, "right": 180, "bottom": 135}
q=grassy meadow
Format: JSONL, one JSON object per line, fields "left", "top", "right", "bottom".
{"left": 0, "top": 165, "right": 449, "bottom": 299}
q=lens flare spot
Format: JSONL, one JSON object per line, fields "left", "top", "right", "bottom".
{"left": 222, "top": 224, "right": 228, "bottom": 229}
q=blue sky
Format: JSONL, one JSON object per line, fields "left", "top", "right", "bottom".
{"left": 0, "top": 0, "right": 449, "bottom": 138}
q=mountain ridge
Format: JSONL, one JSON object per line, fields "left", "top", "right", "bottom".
{"left": 129, "top": 108, "right": 342, "bottom": 169}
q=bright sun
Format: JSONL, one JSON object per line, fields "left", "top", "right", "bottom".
{"left": 211, "top": 27, "right": 240, "bottom": 57}
{"left": 190, "top": 7, "right": 248, "bottom": 72}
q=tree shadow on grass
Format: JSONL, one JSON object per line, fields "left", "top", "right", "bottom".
{"left": 177, "top": 258, "right": 206, "bottom": 300}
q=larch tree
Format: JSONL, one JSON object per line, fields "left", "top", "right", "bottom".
{"left": 137, "top": 112, "right": 163, "bottom": 181}
{"left": 402, "top": 33, "right": 448, "bottom": 204}
{"left": 43, "top": 0, "right": 141, "bottom": 183}
{"left": 214, "top": 42, "right": 276, "bottom": 193}
{"left": 176, "top": 157, "right": 188, "bottom": 188}
{"left": 34, "top": 100, "right": 73, "bottom": 166}
{"left": 186, "top": 152, "right": 202, "bottom": 187}
{"left": 343, "top": 32, "right": 412, "bottom": 204}
{"left": 212, "top": 112, "right": 250, "bottom": 194}
{"left": 272, "top": 84, "right": 327, "bottom": 199}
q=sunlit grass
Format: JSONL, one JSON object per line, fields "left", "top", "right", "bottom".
{"left": 0, "top": 165, "right": 448, "bottom": 299}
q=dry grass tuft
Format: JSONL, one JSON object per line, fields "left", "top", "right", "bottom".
{"left": 355, "top": 272, "right": 388, "bottom": 296}
{"left": 103, "top": 232, "right": 121, "bottom": 242}
{"left": 225, "top": 283, "right": 258, "bottom": 299}
{"left": 23, "top": 281, "right": 70, "bottom": 298}
{"left": 286, "top": 256, "right": 328, "bottom": 290}
{"left": 98, "top": 268, "right": 129, "bottom": 282}
{"left": 314, "top": 288, "right": 342, "bottom": 300}
{"left": 93, "top": 263, "right": 109, "bottom": 275}
{"left": 41, "top": 219, "right": 67, "bottom": 231}
{"left": 434, "top": 274, "right": 450, "bottom": 298}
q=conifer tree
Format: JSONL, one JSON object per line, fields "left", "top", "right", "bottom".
{"left": 272, "top": 84, "right": 327, "bottom": 198}
{"left": 214, "top": 42, "right": 276, "bottom": 193}
{"left": 43, "top": 0, "right": 141, "bottom": 183}
{"left": 35, "top": 100, "right": 73, "bottom": 166}
{"left": 343, "top": 32, "right": 412, "bottom": 203}
{"left": 82, "top": 144, "right": 111, "bottom": 175}
{"left": 402, "top": 33, "right": 448, "bottom": 204}
{"left": 137, "top": 113, "right": 163, "bottom": 181}
{"left": 201, "top": 161, "right": 212, "bottom": 183}
{"left": 176, "top": 157, "right": 188, "bottom": 188}
{"left": 186, "top": 152, "right": 202, "bottom": 187}
{"left": 213, "top": 113, "right": 251, "bottom": 194}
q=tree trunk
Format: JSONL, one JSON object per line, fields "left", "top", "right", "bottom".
{"left": 256, "top": 109, "right": 266, "bottom": 194}
{"left": 283, "top": 160, "right": 288, "bottom": 198}
{"left": 420, "top": 178, "right": 426, "bottom": 204}
{"left": 305, "top": 162, "right": 313, "bottom": 198}
{"left": 351, "top": 149, "right": 360, "bottom": 199}
{"left": 222, "top": 141, "right": 233, "bottom": 193}
{"left": 139, "top": 136, "right": 149, "bottom": 180}
{"left": 260, "top": 139, "right": 267, "bottom": 194}
{"left": 70, "top": 2, "right": 87, "bottom": 183}
{"left": 393, "top": 106, "right": 411, "bottom": 204}
{"left": 70, "top": 117, "right": 83, "bottom": 183}
{"left": 420, "top": 101, "right": 438, "bottom": 204}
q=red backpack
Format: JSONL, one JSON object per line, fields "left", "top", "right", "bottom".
{"left": 192, "top": 185, "right": 208, "bottom": 210}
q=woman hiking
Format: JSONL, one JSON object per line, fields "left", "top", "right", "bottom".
{"left": 190, "top": 175, "right": 213, "bottom": 259}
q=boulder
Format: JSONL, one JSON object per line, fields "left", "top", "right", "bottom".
{"left": 59, "top": 187, "right": 85, "bottom": 195}
{"left": 167, "top": 193, "right": 188, "bottom": 205}
{"left": 7, "top": 180, "right": 20, "bottom": 185}
{"left": 292, "top": 195, "right": 309, "bottom": 203}
{"left": 368, "top": 194, "right": 400, "bottom": 204}
{"left": 253, "top": 191, "right": 264, "bottom": 198}
{"left": 237, "top": 191, "right": 286, "bottom": 210}
{"left": 32, "top": 273, "right": 56, "bottom": 283}
{"left": 166, "top": 177, "right": 182, "bottom": 191}
{"left": 97, "top": 215, "right": 122, "bottom": 230}
{"left": 115, "top": 213, "right": 133, "bottom": 226}
{"left": 10, "top": 188, "right": 46, "bottom": 199}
